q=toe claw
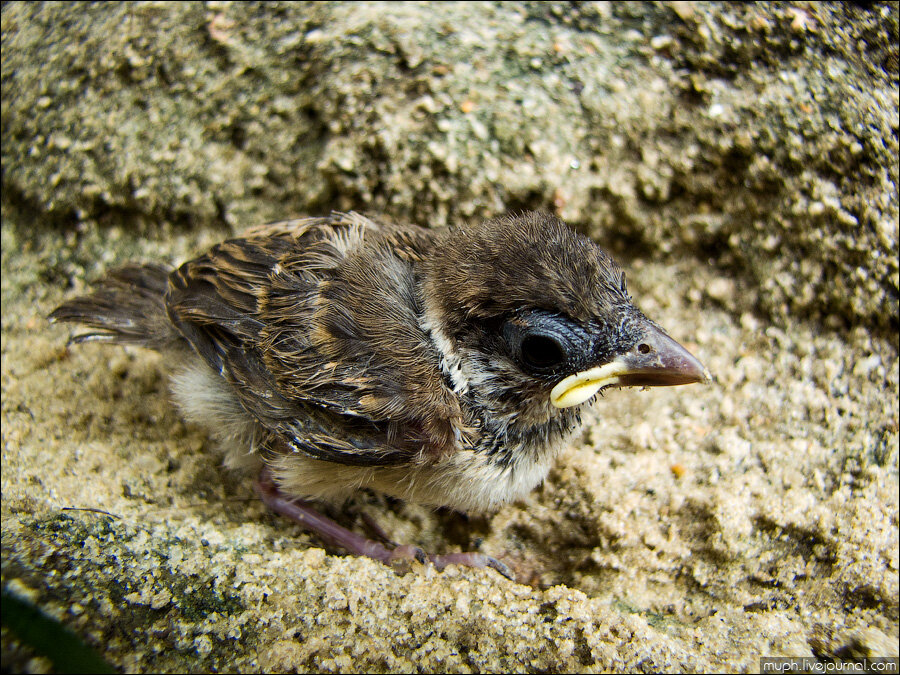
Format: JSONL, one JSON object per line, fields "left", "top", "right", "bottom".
{"left": 425, "top": 552, "right": 517, "bottom": 582}
{"left": 484, "top": 556, "right": 516, "bottom": 581}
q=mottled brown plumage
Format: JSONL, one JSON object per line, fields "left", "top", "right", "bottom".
{"left": 50, "top": 211, "right": 709, "bottom": 577}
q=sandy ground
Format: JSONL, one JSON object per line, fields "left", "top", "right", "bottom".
{"left": 2, "top": 2, "right": 898, "bottom": 673}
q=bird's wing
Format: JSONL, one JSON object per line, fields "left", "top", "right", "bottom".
{"left": 166, "top": 213, "right": 470, "bottom": 466}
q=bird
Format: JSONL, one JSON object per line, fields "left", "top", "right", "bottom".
{"left": 49, "top": 211, "right": 710, "bottom": 579}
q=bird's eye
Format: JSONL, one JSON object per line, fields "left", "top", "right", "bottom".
{"left": 504, "top": 311, "right": 587, "bottom": 376}
{"left": 520, "top": 334, "right": 566, "bottom": 371}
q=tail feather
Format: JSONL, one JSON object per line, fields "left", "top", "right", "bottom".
{"left": 49, "top": 263, "right": 182, "bottom": 349}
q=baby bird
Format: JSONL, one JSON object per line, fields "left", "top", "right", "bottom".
{"left": 50, "top": 211, "right": 709, "bottom": 578}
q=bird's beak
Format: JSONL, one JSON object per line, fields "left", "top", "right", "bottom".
{"left": 550, "top": 323, "right": 711, "bottom": 408}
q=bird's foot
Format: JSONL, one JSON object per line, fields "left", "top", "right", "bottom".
{"left": 384, "top": 544, "right": 514, "bottom": 579}
{"left": 253, "top": 473, "right": 515, "bottom": 581}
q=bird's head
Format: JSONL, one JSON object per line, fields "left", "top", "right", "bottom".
{"left": 420, "top": 212, "right": 710, "bottom": 429}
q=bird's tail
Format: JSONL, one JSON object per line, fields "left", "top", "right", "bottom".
{"left": 49, "top": 263, "right": 183, "bottom": 349}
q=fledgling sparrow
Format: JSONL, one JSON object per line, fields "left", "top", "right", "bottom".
{"left": 50, "top": 211, "right": 709, "bottom": 578}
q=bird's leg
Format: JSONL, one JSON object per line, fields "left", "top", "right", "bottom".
{"left": 253, "top": 471, "right": 515, "bottom": 580}
{"left": 359, "top": 511, "right": 397, "bottom": 546}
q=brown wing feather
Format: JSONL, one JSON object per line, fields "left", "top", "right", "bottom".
{"left": 165, "top": 212, "right": 471, "bottom": 466}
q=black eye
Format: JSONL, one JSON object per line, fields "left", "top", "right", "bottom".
{"left": 504, "top": 311, "right": 588, "bottom": 376}
{"left": 520, "top": 334, "right": 566, "bottom": 371}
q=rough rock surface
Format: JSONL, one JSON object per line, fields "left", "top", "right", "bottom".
{"left": 2, "top": 2, "right": 897, "bottom": 672}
